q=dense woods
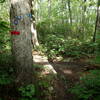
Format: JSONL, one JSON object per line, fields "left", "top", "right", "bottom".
{"left": 0, "top": 0, "right": 100, "bottom": 100}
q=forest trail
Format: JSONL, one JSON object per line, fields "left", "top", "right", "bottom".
{"left": 32, "top": 51, "right": 92, "bottom": 100}
{"left": 33, "top": 51, "right": 57, "bottom": 74}
{"left": 50, "top": 62, "right": 89, "bottom": 100}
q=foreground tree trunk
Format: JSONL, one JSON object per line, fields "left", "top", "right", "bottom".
{"left": 10, "top": 0, "right": 34, "bottom": 85}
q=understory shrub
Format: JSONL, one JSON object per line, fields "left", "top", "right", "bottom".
{"left": 0, "top": 21, "right": 11, "bottom": 54}
{"left": 41, "top": 34, "right": 98, "bottom": 59}
{"left": 0, "top": 67, "right": 14, "bottom": 85}
{"left": 0, "top": 71, "right": 13, "bottom": 85}
{"left": 18, "top": 84, "right": 38, "bottom": 100}
{"left": 69, "top": 70, "right": 100, "bottom": 100}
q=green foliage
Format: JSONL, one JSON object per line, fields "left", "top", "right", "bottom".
{"left": 36, "top": 77, "right": 54, "bottom": 99}
{"left": 41, "top": 34, "right": 98, "bottom": 59}
{"left": 35, "top": 0, "right": 98, "bottom": 61}
{"left": 0, "top": 53, "right": 12, "bottom": 64}
{"left": 0, "top": 0, "right": 5, "bottom": 3}
{"left": 36, "top": 0, "right": 96, "bottom": 44}
{"left": 91, "top": 34, "right": 100, "bottom": 64}
{"left": 18, "top": 84, "right": 38, "bottom": 100}
{"left": 38, "top": 80, "right": 50, "bottom": 88}
{"left": 93, "top": 52, "right": 100, "bottom": 64}
{"left": 18, "top": 84, "right": 35, "bottom": 98}
{"left": 0, "top": 69, "right": 13, "bottom": 85}
{"left": 0, "top": 0, "right": 9, "bottom": 21}
{"left": 19, "top": 98, "right": 38, "bottom": 100}
{"left": 69, "top": 70, "right": 100, "bottom": 100}
{"left": 0, "top": 20, "right": 11, "bottom": 68}
{"left": 0, "top": 98, "right": 3, "bottom": 100}
{"left": 0, "top": 21, "right": 11, "bottom": 55}
{"left": 94, "top": 34, "right": 100, "bottom": 64}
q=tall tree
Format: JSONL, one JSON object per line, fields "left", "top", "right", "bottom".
{"left": 31, "top": 0, "right": 39, "bottom": 46}
{"left": 48, "top": 0, "right": 51, "bottom": 18}
{"left": 93, "top": 0, "right": 100, "bottom": 42}
{"left": 81, "top": 0, "right": 87, "bottom": 40}
{"left": 10, "top": 0, "right": 34, "bottom": 85}
{"left": 48, "top": 0, "right": 51, "bottom": 28}
{"left": 68, "top": 0, "right": 72, "bottom": 25}
{"left": 61, "top": 0, "right": 65, "bottom": 24}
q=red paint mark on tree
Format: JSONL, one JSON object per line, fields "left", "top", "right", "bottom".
{"left": 11, "top": 31, "right": 20, "bottom": 35}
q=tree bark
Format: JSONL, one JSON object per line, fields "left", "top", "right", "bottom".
{"left": 81, "top": 0, "right": 87, "bottom": 40}
{"left": 10, "top": 0, "right": 34, "bottom": 85}
{"left": 93, "top": 0, "right": 100, "bottom": 42}
{"left": 68, "top": 0, "right": 72, "bottom": 25}
{"left": 48, "top": 0, "right": 51, "bottom": 29}
{"left": 31, "top": 0, "right": 39, "bottom": 47}
{"left": 61, "top": 0, "right": 64, "bottom": 24}
{"left": 48, "top": 0, "right": 51, "bottom": 18}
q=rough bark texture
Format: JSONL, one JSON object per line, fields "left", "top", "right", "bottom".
{"left": 10, "top": 0, "right": 34, "bottom": 85}
{"left": 93, "top": 0, "right": 100, "bottom": 42}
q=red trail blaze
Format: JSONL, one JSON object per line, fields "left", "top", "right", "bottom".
{"left": 11, "top": 31, "right": 20, "bottom": 35}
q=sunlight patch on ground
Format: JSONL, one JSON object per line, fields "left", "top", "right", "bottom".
{"left": 63, "top": 69, "right": 72, "bottom": 75}
{"left": 59, "top": 67, "right": 73, "bottom": 75}
{"left": 33, "top": 52, "right": 57, "bottom": 74}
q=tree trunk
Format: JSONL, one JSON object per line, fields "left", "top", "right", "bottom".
{"left": 93, "top": 0, "right": 100, "bottom": 42}
{"left": 48, "top": 0, "right": 51, "bottom": 29}
{"left": 81, "top": 0, "right": 87, "bottom": 40}
{"left": 68, "top": 0, "right": 72, "bottom": 25}
{"left": 31, "top": 0, "right": 39, "bottom": 47}
{"left": 10, "top": 0, "right": 34, "bottom": 85}
{"left": 61, "top": 0, "right": 65, "bottom": 24}
{"left": 48, "top": 0, "right": 51, "bottom": 18}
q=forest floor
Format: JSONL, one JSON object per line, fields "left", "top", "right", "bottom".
{"left": 0, "top": 51, "right": 99, "bottom": 100}
{"left": 33, "top": 51, "right": 100, "bottom": 100}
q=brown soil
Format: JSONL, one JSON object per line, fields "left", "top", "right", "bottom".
{"left": 33, "top": 51, "right": 100, "bottom": 100}
{"left": 51, "top": 60, "right": 100, "bottom": 100}
{"left": 0, "top": 51, "right": 99, "bottom": 100}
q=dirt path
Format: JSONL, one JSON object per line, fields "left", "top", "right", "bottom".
{"left": 50, "top": 62, "right": 89, "bottom": 100}
{"left": 33, "top": 51, "right": 57, "bottom": 74}
{"left": 32, "top": 51, "right": 93, "bottom": 100}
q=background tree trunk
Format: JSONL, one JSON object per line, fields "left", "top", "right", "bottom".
{"left": 93, "top": 0, "right": 100, "bottom": 42}
{"left": 10, "top": 0, "right": 34, "bottom": 85}
{"left": 48, "top": 0, "right": 51, "bottom": 29}
{"left": 31, "top": 0, "right": 39, "bottom": 47}
{"left": 81, "top": 0, "right": 87, "bottom": 40}
{"left": 68, "top": 0, "right": 72, "bottom": 25}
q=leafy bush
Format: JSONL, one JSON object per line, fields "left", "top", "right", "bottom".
{"left": 0, "top": 21, "right": 11, "bottom": 53}
{"left": 93, "top": 34, "right": 100, "bottom": 64}
{"left": 0, "top": 69, "right": 13, "bottom": 85}
{"left": 69, "top": 70, "right": 100, "bottom": 100}
{"left": 41, "top": 34, "right": 98, "bottom": 59}
{"left": 44, "top": 35, "right": 65, "bottom": 59}
{"left": 92, "top": 52, "right": 100, "bottom": 64}
{"left": 18, "top": 84, "right": 38, "bottom": 100}
{"left": 18, "top": 84, "right": 35, "bottom": 97}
